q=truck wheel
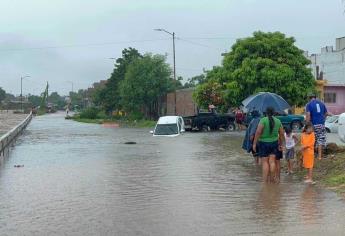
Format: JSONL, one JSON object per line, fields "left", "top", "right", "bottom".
{"left": 202, "top": 125, "right": 210, "bottom": 132}
{"left": 291, "top": 121, "right": 301, "bottom": 131}
{"left": 326, "top": 128, "right": 331, "bottom": 133}
{"left": 227, "top": 123, "right": 236, "bottom": 132}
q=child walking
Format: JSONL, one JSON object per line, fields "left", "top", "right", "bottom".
{"left": 284, "top": 127, "right": 298, "bottom": 174}
{"left": 301, "top": 122, "right": 316, "bottom": 183}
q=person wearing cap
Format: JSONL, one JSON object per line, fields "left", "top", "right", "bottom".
{"left": 305, "top": 93, "right": 330, "bottom": 160}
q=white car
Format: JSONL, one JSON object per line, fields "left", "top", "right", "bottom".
{"left": 338, "top": 113, "right": 345, "bottom": 143}
{"left": 151, "top": 116, "right": 185, "bottom": 137}
{"left": 325, "top": 115, "right": 339, "bottom": 133}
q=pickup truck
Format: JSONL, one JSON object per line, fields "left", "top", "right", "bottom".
{"left": 183, "top": 110, "right": 236, "bottom": 132}
{"left": 244, "top": 112, "right": 305, "bottom": 131}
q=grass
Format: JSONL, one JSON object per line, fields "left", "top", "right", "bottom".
{"left": 294, "top": 148, "right": 345, "bottom": 197}
{"left": 71, "top": 116, "right": 156, "bottom": 128}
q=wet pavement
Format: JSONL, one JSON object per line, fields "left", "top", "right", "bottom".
{"left": 0, "top": 113, "right": 345, "bottom": 235}
{"left": 0, "top": 111, "right": 28, "bottom": 136}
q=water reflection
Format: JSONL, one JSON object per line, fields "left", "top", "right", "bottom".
{"left": 299, "top": 185, "right": 322, "bottom": 225}
{"left": 0, "top": 113, "right": 344, "bottom": 235}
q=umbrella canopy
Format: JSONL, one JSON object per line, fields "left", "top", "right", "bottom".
{"left": 242, "top": 92, "right": 290, "bottom": 114}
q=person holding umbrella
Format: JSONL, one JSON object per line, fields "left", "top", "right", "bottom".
{"left": 253, "top": 107, "right": 285, "bottom": 183}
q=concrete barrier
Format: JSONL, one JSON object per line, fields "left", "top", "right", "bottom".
{"left": 0, "top": 112, "right": 33, "bottom": 158}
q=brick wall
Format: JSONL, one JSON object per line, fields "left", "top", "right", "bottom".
{"left": 166, "top": 88, "right": 198, "bottom": 116}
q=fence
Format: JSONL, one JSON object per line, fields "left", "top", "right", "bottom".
{"left": 0, "top": 112, "right": 33, "bottom": 157}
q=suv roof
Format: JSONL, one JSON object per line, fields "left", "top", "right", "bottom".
{"left": 157, "top": 116, "right": 180, "bottom": 124}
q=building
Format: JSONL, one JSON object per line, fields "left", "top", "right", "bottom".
{"left": 305, "top": 37, "right": 345, "bottom": 114}
{"left": 166, "top": 88, "right": 198, "bottom": 116}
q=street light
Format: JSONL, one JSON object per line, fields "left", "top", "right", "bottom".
{"left": 20, "top": 75, "right": 30, "bottom": 112}
{"left": 154, "top": 28, "right": 177, "bottom": 115}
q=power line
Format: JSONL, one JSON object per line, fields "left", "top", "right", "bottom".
{"left": 0, "top": 38, "right": 171, "bottom": 52}
{"left": 177, "top": 37, "right": 224, "bottom": 51}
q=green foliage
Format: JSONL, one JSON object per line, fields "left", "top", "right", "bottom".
{"left": 94, "top": 48, "right": 142, "bottom": 113}
{"left": 194, "top": 31, "right": 315, "bottom": 108}
{"left": 28, "top": 95, "right": 42, "bottom": 107}
{"left": 183, "top": 74, "right": 207, "bottom": 88}
{"left": 79, "top": 107, "right": 104, "bottom": 119}
{"left": 193, "top": 79, "right": 226, "bottom": 109}
{"left": 0, "top": 87, "right": 6, "bottom": 103}
{"left": 48, "top": 92, "right": 66, "bottom": 110}
{"left": 119, "top": 53, "right": 172, "bottom": 119}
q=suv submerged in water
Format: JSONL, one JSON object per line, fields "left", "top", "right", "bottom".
{"left": 244, "top": 111, "right": 305, "bottom": 131}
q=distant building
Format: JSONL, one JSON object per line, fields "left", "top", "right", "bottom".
{"left": 305, "top": 37, "right": 345, "bottom": 114}
{"left": 166, "top": 88, "right": 198, "bottom": 116}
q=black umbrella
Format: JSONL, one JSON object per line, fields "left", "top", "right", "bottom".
{"left": 242, "top": 92, "right": 290, "bottom": 114}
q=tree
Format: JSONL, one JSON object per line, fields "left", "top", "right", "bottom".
{"left": 48, "top": 92, "right": 66, "bottom": 110}
{"left": 193, "top": 79, "right": 226, "bottom": 110}
{"left": 28, "top": 95, "right": 42, "bottom": 107}
{"left": 96, "top": 48, "right": 142, "bottom": 113}
{"left": 223, "top": 31, "right": 315, "bottom": 107}
{"left": 0, "top": 87, "right": 6, "bottom": 103}
{"left": 183, "top": 74, "right": 207, "bottom": 88}
{"left": 119, "top": 53, "right": 172, "bottom": 119}
{"left": 194, "top": 31, "right": 315, "bottom": 109}
{"left": 192, "top": 66, "right": 227, "bottom": 110}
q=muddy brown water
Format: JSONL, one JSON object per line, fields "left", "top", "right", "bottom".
{"left": 0, "top": 113, "right": 345, "bottom": 235}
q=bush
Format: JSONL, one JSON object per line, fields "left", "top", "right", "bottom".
{"left": 79, "top": 107, "right": 101, "bottom": 119}
{"left": 127, "top": 111, "right": 144, "bottom": 121}
{"left": 96, "top": 110, "right": 107, "bottom": 119}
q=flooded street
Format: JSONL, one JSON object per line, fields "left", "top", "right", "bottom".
{"left": 1, "top": 113, "right": 345, "bottom": 235}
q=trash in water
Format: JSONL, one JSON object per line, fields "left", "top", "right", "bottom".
{"left": 14, "top": 165, "right": 24, "bottom": 168}
{"left": 124, "top": 141, "right": 137, "bottom": 144}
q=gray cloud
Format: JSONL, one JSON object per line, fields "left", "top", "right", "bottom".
{"left": 0, "top": 0, "right": 344, "bottom": 95}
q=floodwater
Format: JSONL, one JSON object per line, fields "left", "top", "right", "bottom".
{"left": 0, "top": 113, "right": 345, "bottom": 235}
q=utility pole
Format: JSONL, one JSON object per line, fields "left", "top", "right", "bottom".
{"left": 20, "top": 75, "right": 30, "bottom": 112}
{"left": 154, "top": 28, "right": 177, "bottom": 115}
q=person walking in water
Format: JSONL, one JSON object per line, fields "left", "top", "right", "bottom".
{"left": 235, "top": 108, "right": 245, "bottom": 131}
{"left": 305, "top": 94, "right": 329, "bottom": 160}
{"left": 301, "top": 122, "right": 316, "bottom": 183}
{"left": 242, "top": 110, "right": 261, "bottom": 164}
{"left": 284, "top": 127, "right": 298, "bottom": 174}
{"left": 253, "top": 107, "right": 285, "bottom": 183}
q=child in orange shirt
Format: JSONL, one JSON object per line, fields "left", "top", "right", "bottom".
{"left": 301, "top": 122, "right": 316, "bottom": 183}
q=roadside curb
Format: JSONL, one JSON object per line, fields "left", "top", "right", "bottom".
{"left": 0, "top": 112, "right": 33, "bottom": 160}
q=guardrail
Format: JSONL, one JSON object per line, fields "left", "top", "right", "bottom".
{"left": 0, "top": 112, "right": 33, "bottom": 156}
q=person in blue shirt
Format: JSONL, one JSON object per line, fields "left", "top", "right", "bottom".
{"left": 305, "top": 94, "right": 330, "bottom": 160}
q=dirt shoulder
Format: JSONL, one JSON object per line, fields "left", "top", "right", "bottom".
{"left": 296, "top": 143, "right": 345, "bottom": 198}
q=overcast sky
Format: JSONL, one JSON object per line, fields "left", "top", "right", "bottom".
{"left": 0, "top": 0, "right": 344, "bottom": 96}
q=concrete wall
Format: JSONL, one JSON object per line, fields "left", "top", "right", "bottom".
{"left": 0, "top": 112, "right": 32, "bottom": 161}
{"left": 307, "top": 37, "right": 345, "bottom": 84}
{"left": 166, "top": 88, "right": 198, "bottom": 116}
{"left": 324, "top": 85, "right": 345, "bottom": 115}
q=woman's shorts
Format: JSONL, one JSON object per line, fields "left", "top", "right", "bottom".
{"left": 258, "top": 141, "right": 279, "bottom": 158}
{"left": 276, "top": 150, "right": 283, "bottom": 160}
{"left": 285, "top": 148, "right": 295, "bottom": 160}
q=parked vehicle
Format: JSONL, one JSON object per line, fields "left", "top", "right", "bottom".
{"left": 151, "top": 116, "right": 185, "bottom": 137}
{"left": 183, "top": 110, "right": 236, "bottom": 132}
{"left": 325, "top": 115, "right": 339, "bottom": 133}
{"left": 244, "top": 111, "right": 304, "bottom": 131}
{"left": 338, "top": 113, "right": 345, "bottom": 143}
